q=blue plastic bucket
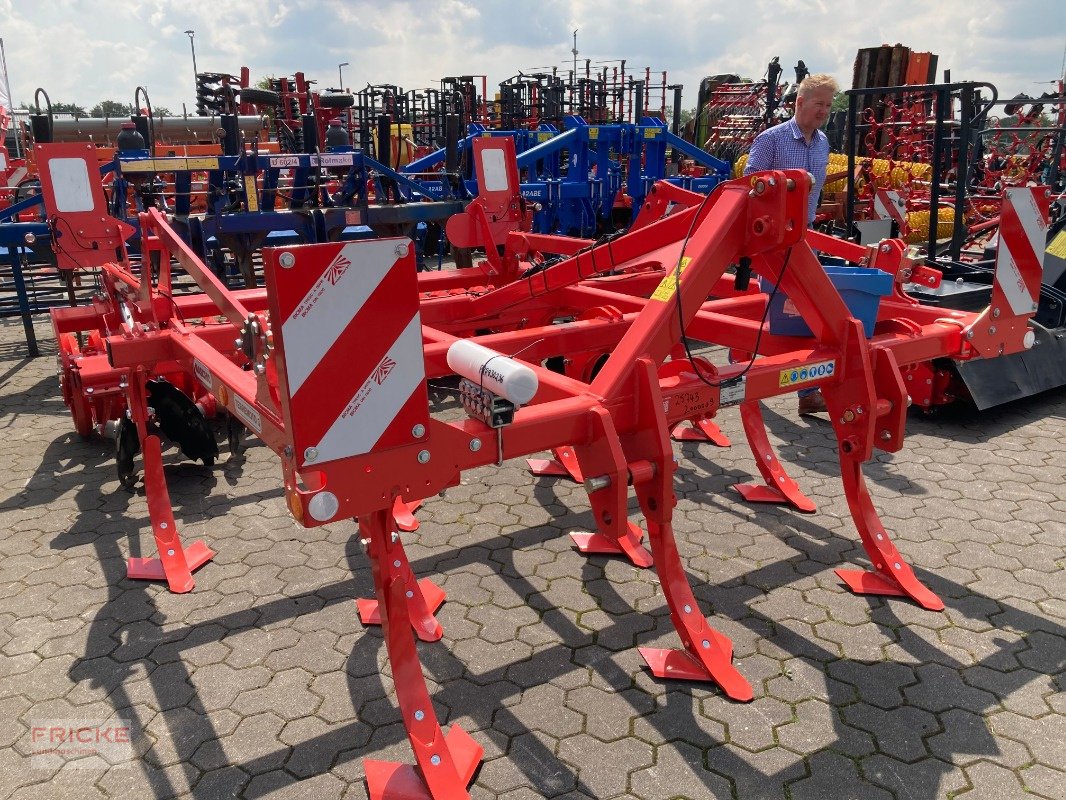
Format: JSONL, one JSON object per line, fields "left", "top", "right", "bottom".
{"left": 768, "top": 267, "right": 894, "bottom": 338}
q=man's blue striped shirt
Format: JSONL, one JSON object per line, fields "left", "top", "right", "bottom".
{"left": 743, "top": 117, "right": 830, "bottom": 225}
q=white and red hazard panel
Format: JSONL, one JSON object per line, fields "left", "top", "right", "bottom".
{"left": 265, "top": 239, "right": 429, "bottom": 469}
{"left": 993, "top": 187, "right": 1049, "bottom": 317}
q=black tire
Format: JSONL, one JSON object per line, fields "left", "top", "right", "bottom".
{"left": 238, "top": 88, "right": 281, "bottom": 107}
{"left": 318, "top": 93, "right": 355, "bottom": 109}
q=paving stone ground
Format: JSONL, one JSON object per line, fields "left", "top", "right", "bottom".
{"left": 0, "top": 316, "right": 1063, "bottom": 799}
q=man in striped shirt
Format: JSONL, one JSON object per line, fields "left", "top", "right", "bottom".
{"left": 744, "top": 73, "right": 838, "bottom": 414}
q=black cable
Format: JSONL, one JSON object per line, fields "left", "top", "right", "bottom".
{"left": 669, "top": 185, "right": 793, "bottom": 388}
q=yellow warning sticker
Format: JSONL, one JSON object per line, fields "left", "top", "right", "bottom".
{"left": 643, "top": 127, "right": 659, "bottom": 138}
{"left": 1047, "top": 231, "right": 1066, "bottom": 260}
{"left": 649, "top": 257, "right": 692, "bottom": 302}
{"left": 538, "top": 132, "right": 552, "bottom": 142}
{"left": 244, "top": 175, "right": 259, "bottom": 212}
{"left": 588, "top": 127, "right": 599, "bottom": 140}
{"left": 779, "top": 359, "right": 836, "bottom": 388}
{"left": 121, "top": 159, "right": 157, "bottom": 173}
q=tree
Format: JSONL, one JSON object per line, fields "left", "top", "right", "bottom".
{"left": 18, "top": 100, "right": 86, "bottom": 116}
{"left": 831, "top": 92, "right": 849, "bottom": 113}
{"left": 90, "top": 100, "right": 133, "bottom": 118}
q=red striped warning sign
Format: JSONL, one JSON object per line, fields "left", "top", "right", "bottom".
{"left": 267, "top": 240, "right": 428, "bottom": 465}
{"left": 995, "top": 187, "right": 1048, "bottom": 316}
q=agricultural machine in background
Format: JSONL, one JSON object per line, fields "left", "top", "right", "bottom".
{"left": 39, "top": 133, "right": 1050, "bottom": 799}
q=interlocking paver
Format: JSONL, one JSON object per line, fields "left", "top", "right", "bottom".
{"left": 1, "top": 318, "right": 1064, "bottom": 799}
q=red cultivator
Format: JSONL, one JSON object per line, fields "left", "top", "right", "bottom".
{"left": 50, "top": 136, "right": 1045, "bottom": 798}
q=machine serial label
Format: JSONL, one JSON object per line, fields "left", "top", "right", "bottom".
{"left": 720, "top": 377, "right": 746, "bottom": 406}
{"left": 779, "top": 360, "right": 835, "bottom": 388}
{"left": 233, "top": 394, "right": 262, "bottom": 435}
{"left": 649, "top": 257, "right": 691, "bottom": 302}
{"left": 192, "top": 359, "right": 213, "bottom": 390}
{"left": 269, "top": 155, "right": 301, "bottom": 168}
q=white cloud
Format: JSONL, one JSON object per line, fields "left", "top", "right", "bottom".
{"left": 0, "top": 0, "right": 1059, "bottom": 114}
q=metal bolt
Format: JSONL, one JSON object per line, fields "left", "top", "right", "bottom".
{"left": 283, "top": 445, "right": 293, "bottom": 459}
{"left": 86, "top": 387, "right": 94, "bottom": 394}
{"left": 279, "top": 251, "right": 296, "bottom": 268}
{"left": 417, "top": 449, "right": 430, "bottom": 464}
{"left": 235, "top": 338, "right": 243, "bottom": 348}
{"left": 988, "top": 326, "right": 997, "bottom": 335}
{"left": 304, "top": 447, "right": 318, "bottom": 462}
{"left": 160, "top": 522, "right": 168, "bottom": 529}
{"left": 876, "top": 533, "right": 884, "bottom": 541}
{"left": 856, "top": 406, "right": 864, "bottom": 415}
{"left": 683, "top": 605, "right": 692, "bottom": 614}
{"left": 395, "top": 242, "right": 410, "bottom": 258}
{"left": 966, "top": 330, "right": 974, "bottom": 340}
{"left": 991, "top": 307, "right": 1000, "bottom": 318}
{"left": 412, "top": 424, "right": 426, "bottom": 438}
{"left": 880, "top": 430, "right": 892, "bottom": 441}
{"left": 894, "top": 562, "right": 902, "bottom": 570}
{"left": 430, "top": 755, "right": 441, "bottom": 766}
{"left": 881, "top": 244, "right": 891, "bottom": 253}
{"left": 360, "top": 538, "right": 371, "bottom": 548}
{"left": 406, "top": 590, "right": 414, "bottom": 598}
{"left": 167, "top": 549, "right": 175, "bottom": 556}
{"left": 701, "top": 640, "right": 711, "bottom": 649}
{"left": 469, "top": 438, "right": 482, "bottom": 452}
{"left": 391, "top": 532, "right": 400, "bottom": 543}
{"left": 414, "top": 710, "right": 425, "bottom": 721}
{"left": 393, "top": 560, "right": 401, "bottom": 568}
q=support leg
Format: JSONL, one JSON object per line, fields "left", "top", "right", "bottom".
{"left": 637, "top": 517, "right": 753, "bottom": 702}
{"left": 835, "top": 459, "right": 944, "bottom": 611}
{"left": 357, "top": 529, "right": 446, "bottom": 643}
{"left": 360, "top": 509, "right": 482, "bottom": 800}
{"left": 126, "top": 435, "right": 214, "bottom": 593}
{"left": 567, "top": 408, "right": 653, "bottom": 568}
{"left": 733, "top": 400, "right": 816, "bottom": 513}
{"left": 626, "top": 359, "right": 751, "bottom": 701}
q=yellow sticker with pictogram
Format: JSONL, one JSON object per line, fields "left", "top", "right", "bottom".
{"left": 650, "top": 257, "right": 692, "bottom": 302}
{"left": 643, "top": 127, "right": 659, "bottom": 139}
{"left": 588, "top": 127, "right": 599, "bottom": 140}
{"left": 779, "top": 359, "right": 836, "bottom": 387}
{"left": 1047, "top": 231, "right": 1066, "bottom": 260}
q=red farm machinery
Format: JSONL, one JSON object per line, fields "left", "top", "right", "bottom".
{"left": 40, "top": 133, "right": 1051, "bottom": 798}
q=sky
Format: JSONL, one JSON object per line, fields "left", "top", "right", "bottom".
{"left": 0, "top": 0, "right": 1062, "bottom": 116}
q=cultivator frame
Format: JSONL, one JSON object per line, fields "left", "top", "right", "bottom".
{"left": 46, "top": 128, "right": 1047, "bottom": 797}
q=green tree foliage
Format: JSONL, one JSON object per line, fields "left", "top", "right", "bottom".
{"left": 90, "top": 100, "right": 133, "bottom": 118}
{"left": 18, "top": 100, "right": 87, "bottom": 116}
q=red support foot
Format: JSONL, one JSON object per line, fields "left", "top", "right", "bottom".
{"left": 358, "top": 578, "right": 446, "bottom": 643}
{"left": 569, "top": 520, "right": 654, "bottom": 568}
{"left": 126, "top": 435, "right": 214, "bottom": 593}
{"left": 392, "top": 496, "right": 424, "bottom": 532}
{"left": 638, "top": 623, "right": 752, "bottom": 702}
{"left": 526, "top": 445, "right": 584, "bottom": 482}
{"left": 360, "top": 508, "right": 482, "bottom": 799}
{"left": 734, "top": 400, "right": 816, "bottom": 513}
{"left": 670, "top": 417, "right": 731, "bottom": 447}
{"left": 836, "top": 460, "right": 944, "bottom": 611}
{"left": 358, "top": 531, "right": 445, "bottom": 642}
{"left": 365, "top": 725, "right": 482, "bottom": 800}
{"left": 640, "top": 516, "right": 752, "bottom": 702}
